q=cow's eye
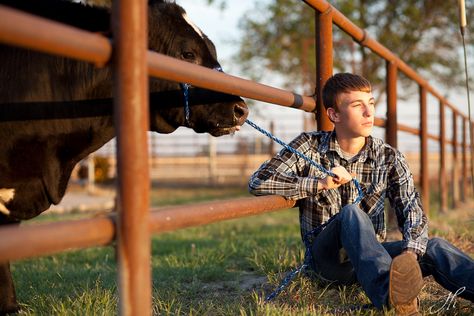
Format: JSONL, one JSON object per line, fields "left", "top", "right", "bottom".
{"left": 181, "top": 52, "right": 195, "bottom": 60}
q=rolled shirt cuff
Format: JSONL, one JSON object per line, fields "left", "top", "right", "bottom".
{"left": 299, "top": 177, "right": 319, "bottom": 196}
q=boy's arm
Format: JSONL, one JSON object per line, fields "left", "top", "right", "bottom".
{"left": 387, "top": 151, "right": 429, "bottom": 257}
{"left": 248, "top": 153, "right": 320, "bottom": 200}
{"left": 248, "top": 133, "right": 352, "bottom": 200}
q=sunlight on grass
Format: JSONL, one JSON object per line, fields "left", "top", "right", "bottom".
{"left": 9, "top": 186, "right": 474, "bottom": 315}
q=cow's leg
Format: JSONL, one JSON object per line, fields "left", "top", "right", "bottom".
{"left": 0, "top": 216, "right": 20, "bottom": 315}
{"left": 0, "top": 261, "right": 18, "bottom": 315}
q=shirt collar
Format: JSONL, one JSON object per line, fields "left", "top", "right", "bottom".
{"left": 318, "top": 131, "right": 374, "bottom": 162}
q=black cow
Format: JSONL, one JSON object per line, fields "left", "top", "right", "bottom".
{"left": 0, "top": 0, "right": 248, "bottom": 313}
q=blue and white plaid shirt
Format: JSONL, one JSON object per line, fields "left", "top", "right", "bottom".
{"left": 249, "top": 131, "right": 429, "bottom": 255}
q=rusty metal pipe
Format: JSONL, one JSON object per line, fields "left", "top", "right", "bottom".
{"left": 386, "top": 61, "right": 398, "bottom": 148}
{"left": 419, "top": 86, "right": 429, "bottom": 215}
{"left": 147, "top": 52, "right": 316, "bottom": 112}
{"left": 462, "top": 119, "right": 467, "bottom": 201}
{"left": 0, "top": 196, "right": 294, "bottom": 262}
{"left": 0, "top": 217, "right": 115, "bottom": 262}
{"left": 439, "top": 101, "right": 447, "bottom": 212}
{"left": 0, "top": 6, "right": 315, "bottom": 112}
{"left": 149, "top": 195, "right": 296, "bottom": 233}
{"left": 0, "top": 5, "right": 111, "bottom": 67}
{"left": 452, "top": 113, "right": 459, "bottom": 208}
{"left": 375, "top": 117, "right": 438, "bottom": 140}
{"left": 112, "top": 0, "right": 151, "bottom": 314}
{"left": 0, "top": 4, "right": 471, "bottom": 122}
{"left": 315, "top": 6, "right": 334, "bottom": 130}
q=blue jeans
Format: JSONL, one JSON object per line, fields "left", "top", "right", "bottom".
{"left": 310, "top": 205, "right": 474, "bottom": 308}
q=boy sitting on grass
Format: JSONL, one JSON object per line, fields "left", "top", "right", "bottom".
{"left": 249, "top": 73, "right": 474, "bottom": 315}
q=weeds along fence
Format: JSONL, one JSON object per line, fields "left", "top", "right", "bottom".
{"left": 0, "top": 0, "right": 473, "bottom": 315}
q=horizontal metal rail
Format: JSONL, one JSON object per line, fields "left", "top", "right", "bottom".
{"left": 303, "top": 0, "right": 468, "bottom": 117}
{"left": 0, "top": 5, "right": 315, "bottom": 112}
{"left": 374, "top": 117, "right": 459, "bottom": 144}
{"left": 0, "top": 5, "right": 111, "bottom": 67}
{"left": 0, "top": 217, "right": 116, "bottom": 262}
{"left": 0, "top": 196, "right": 295, "bottom": 262}
{"left": 149, "top": 195, "right": 295, "bottom": 233}
{"left": 1, "top": 4, "right": 470, "bottom": 119}
{"left": 147, "top": 53, "right": 316, "bottom": 111}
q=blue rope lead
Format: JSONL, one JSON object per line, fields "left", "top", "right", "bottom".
{"left": 180, "top": 83, "right": 191, "bottom": 124}
{"left": 245, "top": 119, "right": 336, "bottom": 177}
{"left": 244, "top": 118, "right": 364, "bottom": 301}
{"left": 245, "top": 119, "right": 364, "bottom": 204}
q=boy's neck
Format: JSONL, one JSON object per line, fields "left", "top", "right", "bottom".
{"left": 335, "top": 132, "right": 367, "bottom": 155}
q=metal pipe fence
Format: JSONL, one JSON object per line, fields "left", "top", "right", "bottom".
{"left": 0, "top": 0, "right": 472, "bottom": 314}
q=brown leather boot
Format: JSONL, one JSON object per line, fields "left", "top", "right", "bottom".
{"left": 389, "top": 252, "right": 423, "bottom": 316}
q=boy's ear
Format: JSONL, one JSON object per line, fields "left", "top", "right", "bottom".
{"left": 327, "top": 107, "right": 339, "bottom": 123}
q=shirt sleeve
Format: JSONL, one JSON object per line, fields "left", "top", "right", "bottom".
{"left": 387, "top": 150, "right": 429, "bottom": 256}
{"left": 248, "top": 133, "right": 322, "bottom": 200}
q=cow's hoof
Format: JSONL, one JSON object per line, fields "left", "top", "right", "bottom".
{"left": 0, "top": 302, "right": 20, "bottom": 315}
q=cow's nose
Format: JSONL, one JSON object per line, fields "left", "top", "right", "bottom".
{"left": 234, "top": 101, "right": 249, "bottom": 126}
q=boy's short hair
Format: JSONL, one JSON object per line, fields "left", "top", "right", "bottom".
{"left": 322, "top": 73, "right": 371, "bottom": 110}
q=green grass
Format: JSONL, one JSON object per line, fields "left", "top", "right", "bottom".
{"left": 10, "top": 186, "right": 474, "bottom": 315}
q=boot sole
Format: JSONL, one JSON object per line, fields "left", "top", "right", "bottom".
{"left": 389, "top": 252, "right": 423, "bottom": 305}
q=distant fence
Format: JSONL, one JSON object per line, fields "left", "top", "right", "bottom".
{"left": 78, "top": 151, "right": 471, "bottom": 186}
{"left": 0, "top": 1, "right": 473, "bottom": 315}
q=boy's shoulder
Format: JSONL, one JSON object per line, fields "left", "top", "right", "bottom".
{"left": 302, "top": 130, "right": 331, "bottom": 142}
{"left": 368, "top": 136, "right": 404, "bottom": 163}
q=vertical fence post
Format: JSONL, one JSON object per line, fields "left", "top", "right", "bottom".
{"left": 462, "top": 118, "right": 467, "bottom": 202}
{"left": 439, "top": 101, "right": 447, "bottom": 212}
{"left": 315, "top": 7, "right": 333, "bottom": 131}
{"left": 208, "top": 135, "right": 217, "bottom": 184}
{"left": 471, "top": 122, "right": 474, "bottom": 198}
{"left": 452, "top": 112, "right": 459, "bottom": 208}
{"left": 386, "top": 61, "right": 398, "bottom": 148}
{"left": 112, "top": 0, "right": 151, "bottom": 315}
{"left": 385, "top": 61, "right": 398, "bottom": 226}
{"left": 269, "top": 121, "right": 275, "bottom": 155}
{"left": 87, "top": 153, "right": 96, "bottom": 194}
{"left": 419, "top": 86, "right": 429, "bottom": 216}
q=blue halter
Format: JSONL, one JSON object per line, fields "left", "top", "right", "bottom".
{"left": 180, "top": 66, "right": 224, "bottom": 126}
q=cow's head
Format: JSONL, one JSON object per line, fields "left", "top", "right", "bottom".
{"left": 147, "top": 1, "right": 248, "bottom": 136}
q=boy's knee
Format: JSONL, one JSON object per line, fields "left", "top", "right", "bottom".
{"left": 427, "top": 237, "right": 449, "bottom": 252}
{"left": 339, "top": 204, "right": 372, "bottom": 228}
{"left": 340, "top": 204, "right": 364, "bottom": 218}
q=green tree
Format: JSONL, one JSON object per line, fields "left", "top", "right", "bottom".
{"left": 211, "top": 0, "right": 473, "bottom": 99}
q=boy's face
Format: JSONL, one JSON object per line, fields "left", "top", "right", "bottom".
{"left": 327, "top": 90, "right": 375, "bottom": 138}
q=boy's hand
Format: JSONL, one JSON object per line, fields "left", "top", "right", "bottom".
{"left": 318, "top": 166, "right": 355, "bottom": 190}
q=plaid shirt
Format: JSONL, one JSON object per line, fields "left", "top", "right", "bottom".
{"left": 249, "top": 131, "right": 429, "bottom": 256}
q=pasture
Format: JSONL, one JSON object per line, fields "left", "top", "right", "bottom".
{"left": 11, "top": 185, "right": 474, "bottom": 315}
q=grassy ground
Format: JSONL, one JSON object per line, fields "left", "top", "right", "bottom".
{"left": 11, "top": 186, "right": 474, "bottom": 315}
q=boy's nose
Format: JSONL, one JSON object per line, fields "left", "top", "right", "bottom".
{"left": 364, "top": 105, "right": 374, "bottom": 116}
